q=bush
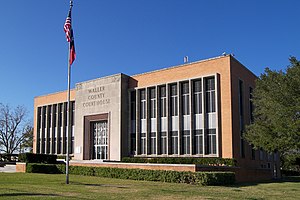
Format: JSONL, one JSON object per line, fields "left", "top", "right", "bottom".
{"left": 26, "top": 163, "right": 64, "bottom": 174}
{"left": 18, "top": 153, "right": 57, "bottom": 164}
{"left": 26, "top": 164, "right": 235, "bottom": 186}
{"left": 121, "top": 157, "right": 236, "bottom": 166}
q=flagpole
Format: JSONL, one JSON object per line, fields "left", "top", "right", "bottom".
{"left": 66, "top": 0, "right": 73, "bottom": 185}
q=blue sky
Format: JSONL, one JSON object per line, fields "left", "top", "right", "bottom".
{"left": 0, "top": 0, "right": 299, "bottom": 119}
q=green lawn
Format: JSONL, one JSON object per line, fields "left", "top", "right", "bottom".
{"left": 0, "top": 173, "right": 299, "bottom": 200}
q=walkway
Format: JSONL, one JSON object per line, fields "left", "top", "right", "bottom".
{"left": 0, "top": 164, "right": 16, "bottom": 173}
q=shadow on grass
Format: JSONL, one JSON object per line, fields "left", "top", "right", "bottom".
{"left": 70, "top": 181, "right": 130, "bottom": 188}
{"left": 0, "top": 193, "right": 61, "bottom": 197}
{"left": 231, "top": 176, "right": 300, "bottom": 188}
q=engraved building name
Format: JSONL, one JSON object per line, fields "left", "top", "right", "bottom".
{"left": 82, "top": 86, "right": 111, "bottom": 107}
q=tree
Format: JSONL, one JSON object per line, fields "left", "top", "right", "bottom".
{"left": 0, "top": 103, "right": 33, "bottom": 154}
{"left": 244, "top": 57, "right": 300, "bottom": 159}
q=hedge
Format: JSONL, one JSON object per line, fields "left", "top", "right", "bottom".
{"left": 26, "top": 163, "right": 235, "bottom": 186}
{"left": 121, "top": 157, "right": 236, "bottom": 166}
{"left": 18, "top": 153, "right": 57, "bottom": 164}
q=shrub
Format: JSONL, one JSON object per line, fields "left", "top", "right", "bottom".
{"left": 25, "top": 163, "right": 235, "bottom": 186}
{"left": 26, "top": 163, "right": 64, "bottom": 174}
{"left": 121, "top": 157, "right": 236, "bottom": 166}
{"left": 18, "top": 153, "right": 57, "bottom": 164}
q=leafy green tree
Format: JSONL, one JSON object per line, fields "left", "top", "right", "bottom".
{"left": 244, "top": 57, "right": 300, "bottom": 160}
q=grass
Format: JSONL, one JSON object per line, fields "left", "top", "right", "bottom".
{"left": 0, "top": 173, "right": 299, "bottom": 200}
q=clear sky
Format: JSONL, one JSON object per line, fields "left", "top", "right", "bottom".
{"left": 0, "top": 0, "right": 299, "bottom": 119}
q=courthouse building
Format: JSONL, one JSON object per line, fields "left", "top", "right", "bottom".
{"left": 33, "top": 55, "right": 279, "bottom": 178}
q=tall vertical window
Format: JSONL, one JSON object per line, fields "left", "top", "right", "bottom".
{"left": 140, "top": 90, "right": 146, "bottom": 154}
{"left": 36, "top": 107, "right": 42, "bottom": 153}
{"left": 131, "top": 91, "right": 136, "bottom": 120}
{"left": 160, "top": 132, "right": 167, "bottom": 154}
{"left": 194, "top": 130, "right": 203, "bottom": 154}
{"left": 41, "top": 106, "right": 46, "bottom": 154}
{"left": 71, "top": 101, "right": 75, "bottom": 126}
{"left": 130, "top": 91, "right": 136, "bottom": 154}
{"left": 170, "top": 84, "right": 178, "bottom": 116}
{"left": 182, "top": 131, "right": 190, "bottom": 154}
{"left": 159, "top": 86, "right": 166, "bottom": 117}
{"left": 249, "top": 87, "right": 254, "bottom": 123}
{"left": 52, "top": 104, "right": 57, "bottom": 154}
{"left": 159, "top": 86, "right": 167, "bottom": 154}
{"left": 170, "top": 131, "right": 178, "bottom": 154}
{"left": 140, "top": 133, "right": 146, "bottom": 155}
{"left": 150, "top": 132, "right": 156, "bottom": 155}
{"left": 63, "top": 103, "right": 68, "bottom": 154}
{"left": 150, "top": 88, "right": 156, "bottom": 118}
{"left": 239, "top": 80, "right": 245, "bottom": 158}
{"left": 193, "top": 79, "right": 202, "bottom": 114}
{"left": 205, "top": 77, "right": 215, "bottom": 113}
{"left": 140, "top": 90, "right": 146, "bottom": 120}
{"left": 46, "top": 105, "right": 51, "bottom": 154}
{"left": 181, "top": 82, "right": 189, "bottom": 115}
{"left": 181, "top": 82, "right": 190, "bottom": 154}
{"left": 150, "top": 88, "right": 156, "bottom": 154}
{"left": 251, "top": 145, "right": 256, "bottom": 160}
{"left": 207, "top": 129, "right": 216, "bottom": 154}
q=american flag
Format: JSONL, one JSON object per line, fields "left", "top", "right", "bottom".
{"left": 64, "top": 3, "right": 76, "bottom": 65}
{"left": 64, "top": 9, "right": 72, "bottom": 42}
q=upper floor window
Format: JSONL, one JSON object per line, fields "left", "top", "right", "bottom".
{"left": 205, "top": 77, "right": 215, "bottom": 113}
{"left": 170, "top": 84, "right": 178, "bottom": 116}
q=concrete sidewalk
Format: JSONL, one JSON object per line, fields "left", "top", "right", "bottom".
{"left": 0, "top": 165, "right": 16, "bottom": 173}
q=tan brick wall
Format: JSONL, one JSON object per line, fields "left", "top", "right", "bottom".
{"left": 16, "top": 163, "right": 26, "bottom": 173}
{"left": 70, "top": 162, "right": 196, "bottom": 172}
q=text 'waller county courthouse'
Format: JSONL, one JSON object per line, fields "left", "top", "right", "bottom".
{"left": 33, "top": 55, "right": 280, "bottom": 182}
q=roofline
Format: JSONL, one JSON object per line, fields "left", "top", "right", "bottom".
{"left": 131, "top": 55, "right": 230, "bottom": 78}
{"left": 34, "top": 89, "right": 75, "bottom": 99}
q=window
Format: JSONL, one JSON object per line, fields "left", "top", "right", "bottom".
{"left": 159, "top": 86, "right": 167, "bottom": 117}
{"left": 130, "top": 91, "right": 136, "bottom": 120}
{"left": 71, "top": 101, "right": 75, "bottom": 126}
{"left": 130, "top": 133, "right": 136, "bottom": 154}
{"left": 182, "top": 130, "right": 190, "bottom": 154}
{"left": 193, "top": 80, "right": 202, "bottom": 114}
{"left": 160, "top": 132, "right": 167, "bottom": 154}
{"left": 170, "top": 84, "right": 178, "bottom": 116}
{"left": 206, "top": 129, "right": 216, "bottom": 154}
{"left": 140, "top": 90, "right": 146, "bottom": 119}
{"left": 130, "top": 91, "right": 136, "bottom": 154}
{"left": 71, "top": 136, "right": 74, "bottom": 154}
{"left": 259, "top": 148, "right": 264, "bottom": 160}
{"left": 205, "top": 77, "right": 215, "bottom": 113}
{"left": 58, "top": 103, "right": 63, "bottom": 127}
{"left": 150, "top": 132, "right": 156, "bottom": 154}
{"left": 170, "top": 131, "right": 178, "bottom": 154}
{"left": 249, "top": 87, "right": 254, "bottom": 123}
{"left": 53, "top": 104, "right": 57, "bottom": 128}
{"left": 239, "top": 80, "right": 245, "bottom": 158}
{"left": 251, "top": 145, "right": 256, "bottom": 160}
{"left": 36, "top": 107, "right": 42, "bottom": 153}
{"left": 194, "top": 130, "right": 203, "bottom": 154}
{"left": 140, "top": 133, "right": 146, "bottom": 155}
{"left": 150, "top": 88, "right": 156, "bottom": 118}
{"left": 181, "top": 82, "right": 189, "bottom": 115}
{"left": 53, "top": 137, "right": 57, "bottom": 154}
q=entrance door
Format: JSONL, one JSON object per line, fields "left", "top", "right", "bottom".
{"left": 91, "top": 121, "right": 108, "bottom": 160}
